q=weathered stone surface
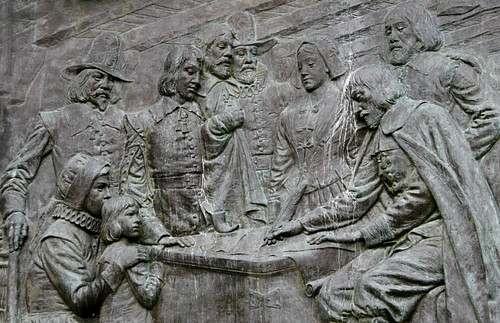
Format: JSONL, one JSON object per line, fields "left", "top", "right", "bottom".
{"left": 0, "top": 1, "right": 499, "bottom": 322}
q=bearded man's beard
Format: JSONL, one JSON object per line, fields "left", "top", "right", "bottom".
{"left": 89, "top": 89, "right": 111, "bottom": 111}
{"left": 233, "top": 68, "right": 256, "bottom": 85}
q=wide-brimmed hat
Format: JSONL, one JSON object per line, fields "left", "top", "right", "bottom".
{"left": 227, "top": 11, "right": 277, "bottom": 55}
{"left": 62, "top": 32, "right": 132, "bottom": 82}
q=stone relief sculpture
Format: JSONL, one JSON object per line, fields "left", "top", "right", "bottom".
{"left": 382, "top": 2, "right": 500, "bottom": 205}
{"left": 99, "top": 196, "right": 164, "bottom": 323}
{"left": 23, "top": 154, "right": 149, "bottom": 322}
{"left": 200, "top": 12, "right": 294, "bottom": 231}
{"left": 267, "top": 64, "right": 500, "bottom": 323}
{"left": 121, "top": 45, "right": 206, "bottom": 236}
{"left": 265, "top": 35, "right": 352, "bottom": 241}
{"left": 1, "top": 1, "right": 499, "bottom": 322}
{"left": 0, "top": 32, "right": 133, "bottom": 252}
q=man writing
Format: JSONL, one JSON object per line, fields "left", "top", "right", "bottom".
{"left": 266, "top": 64, "right": 500, "bottom": 323}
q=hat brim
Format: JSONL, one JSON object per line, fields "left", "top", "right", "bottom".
{"left": 233, "top": 38, "right": 277, "bottom": 56}
{"left": 62, "top": 63, "right": 132, "bottom": 82}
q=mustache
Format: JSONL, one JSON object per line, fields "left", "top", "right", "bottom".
{"left": 90, "top": 89, "right": 111, "bottom": 98}
{"left": 238, "top": 65, "right": 256, "bottom": 72}
{"left": 216, "top": 58, "right": 231, "bottom": 65}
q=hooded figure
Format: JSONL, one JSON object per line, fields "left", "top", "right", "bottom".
{"left": 23, "top": 154, "right": 146, "bottom": 323}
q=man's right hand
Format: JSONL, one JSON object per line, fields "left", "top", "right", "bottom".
{"left": 263, "top": 220, "right": 304, "bottom": 246}
{"left": 227, "top": 106, "right": 245, "bottom": 129}
{"left": 5, "top": 212, "right": 28, "bottom": 252}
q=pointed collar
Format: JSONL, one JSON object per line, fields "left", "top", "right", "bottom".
{"left": 148, "top": 96, "right": 203, "bottom": 123}
{"left": 380, "top": 97, "right": 424, "bottom": 135}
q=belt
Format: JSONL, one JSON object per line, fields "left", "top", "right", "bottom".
{"left": 152, "top": 172, "right": 202, "bottom": 189}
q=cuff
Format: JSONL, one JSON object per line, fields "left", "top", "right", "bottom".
{"left": 300, "top": 206, "right": 335, "bottom": 233}
{"left": 101, "top": 262, "right": 125, "bottom": 292}
{"left": 360, "top": 215, "right": 395, "bottom": 246}
{"left": 1, "top": 194, "right": 26, "bottom": 219}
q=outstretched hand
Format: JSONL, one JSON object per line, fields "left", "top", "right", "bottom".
{"left": 158, "top": 236, "right": 196, "bottom": 248}
{"left": 308, "top": 231, "right": 362, "bottom": 245}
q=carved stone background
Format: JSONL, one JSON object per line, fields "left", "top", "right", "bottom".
{"left": 0, "top": 0, "right": 499, "bottom": 322}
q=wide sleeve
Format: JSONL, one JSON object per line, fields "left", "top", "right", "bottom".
{"left": 40, "top": 237, "right": 124, "bottom": 317}
{"left": 268, "top": 114, "right": 295, "bottom": 204}
{"left": 445, "top": 55, "right": 500, "bottom": 159}
{"left": 300, "top": 132, "right": 383, "bottom": 233}
{"left": 119, "top": 114, "right": 152, "bottom": 204}
{"left": 120, "top": 114, "right": 170, "bottom": 243}
{"left": 201, "top": 97, "right": 245, "bottom": 160}
{"left": 359, "top": 168, "right": 437, "bottom": 246}
{"left": 126, "top": 261, "right": 165, "bottom": 310}
{"left": 0, "top": 118, "right": 53, "bottom": 219}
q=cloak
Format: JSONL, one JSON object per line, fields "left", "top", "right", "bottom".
{"left": 383, "top": 97, "right": 500, "bottom": 323}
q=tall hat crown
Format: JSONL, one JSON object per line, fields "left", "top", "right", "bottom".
{"left": 227, "top": 12, "right": 277, "bottom": 55}
{"left": 62, "top": 32, "right": 132, "bottom": 82}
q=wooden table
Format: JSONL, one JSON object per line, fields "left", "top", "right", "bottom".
{"left": 153, "top": 227, "right": 357, "bottom": 323}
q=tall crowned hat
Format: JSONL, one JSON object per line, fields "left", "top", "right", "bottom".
{"left": 227, "top": 11, "right": 277, "bottom": 55}
{"left": 62, "top": 32, "right": 132, "bottom": 82}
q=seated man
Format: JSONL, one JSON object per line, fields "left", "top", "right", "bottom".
{"left": 266, "top": 65, "right": 500, "bottom": 322}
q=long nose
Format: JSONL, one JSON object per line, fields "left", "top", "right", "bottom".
{"left": 192, "top": 72, "right": 200, "bottom": 88}
{"left": 300, "top": 65, "right": 308, "bottom": 76}
{"left": 100, "top": 75, "right": 112, "bottom": 89}
{"left": 103, "top": 187, "right": 111, "bottom": 200}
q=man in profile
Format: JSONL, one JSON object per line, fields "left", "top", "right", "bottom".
{"left": 267, "top": 64, "right": 500, "bottom": 323}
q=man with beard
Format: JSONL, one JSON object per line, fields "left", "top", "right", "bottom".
{"left": 382, "top": 2, "right": 500, "bottom": 204}
{"left": 267, "top": 65, "right": 500, "bottom": 323}
{"left": 200, "top": 11, "right": 294, "bottom": 230}
{"left": 0, "top": 32, "right": 137, "bottom": 252}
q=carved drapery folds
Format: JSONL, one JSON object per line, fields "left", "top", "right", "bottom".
{"left": 1, "top": 1, "right": 499, "bottom": 322}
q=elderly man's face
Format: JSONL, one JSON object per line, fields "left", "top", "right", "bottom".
{"left": 232, "top": 45, "right": 258, "bottom": 85}
{"left": 206, "top": 31, "right": 232, "bottom": 79}
{"left": 297, "top": 44, "right": 328, "bottom": 92}
{"left": 87, "top": 70, "right": 114, "bottom": 111}
{"left": 177, "top": 54, "right": 201, "bottom": 101}
{"left": 350, "top": 85, "right": 385, "bottom": 129}
{"left": 384, "top": 14, "right": 420, "bottom": 66}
